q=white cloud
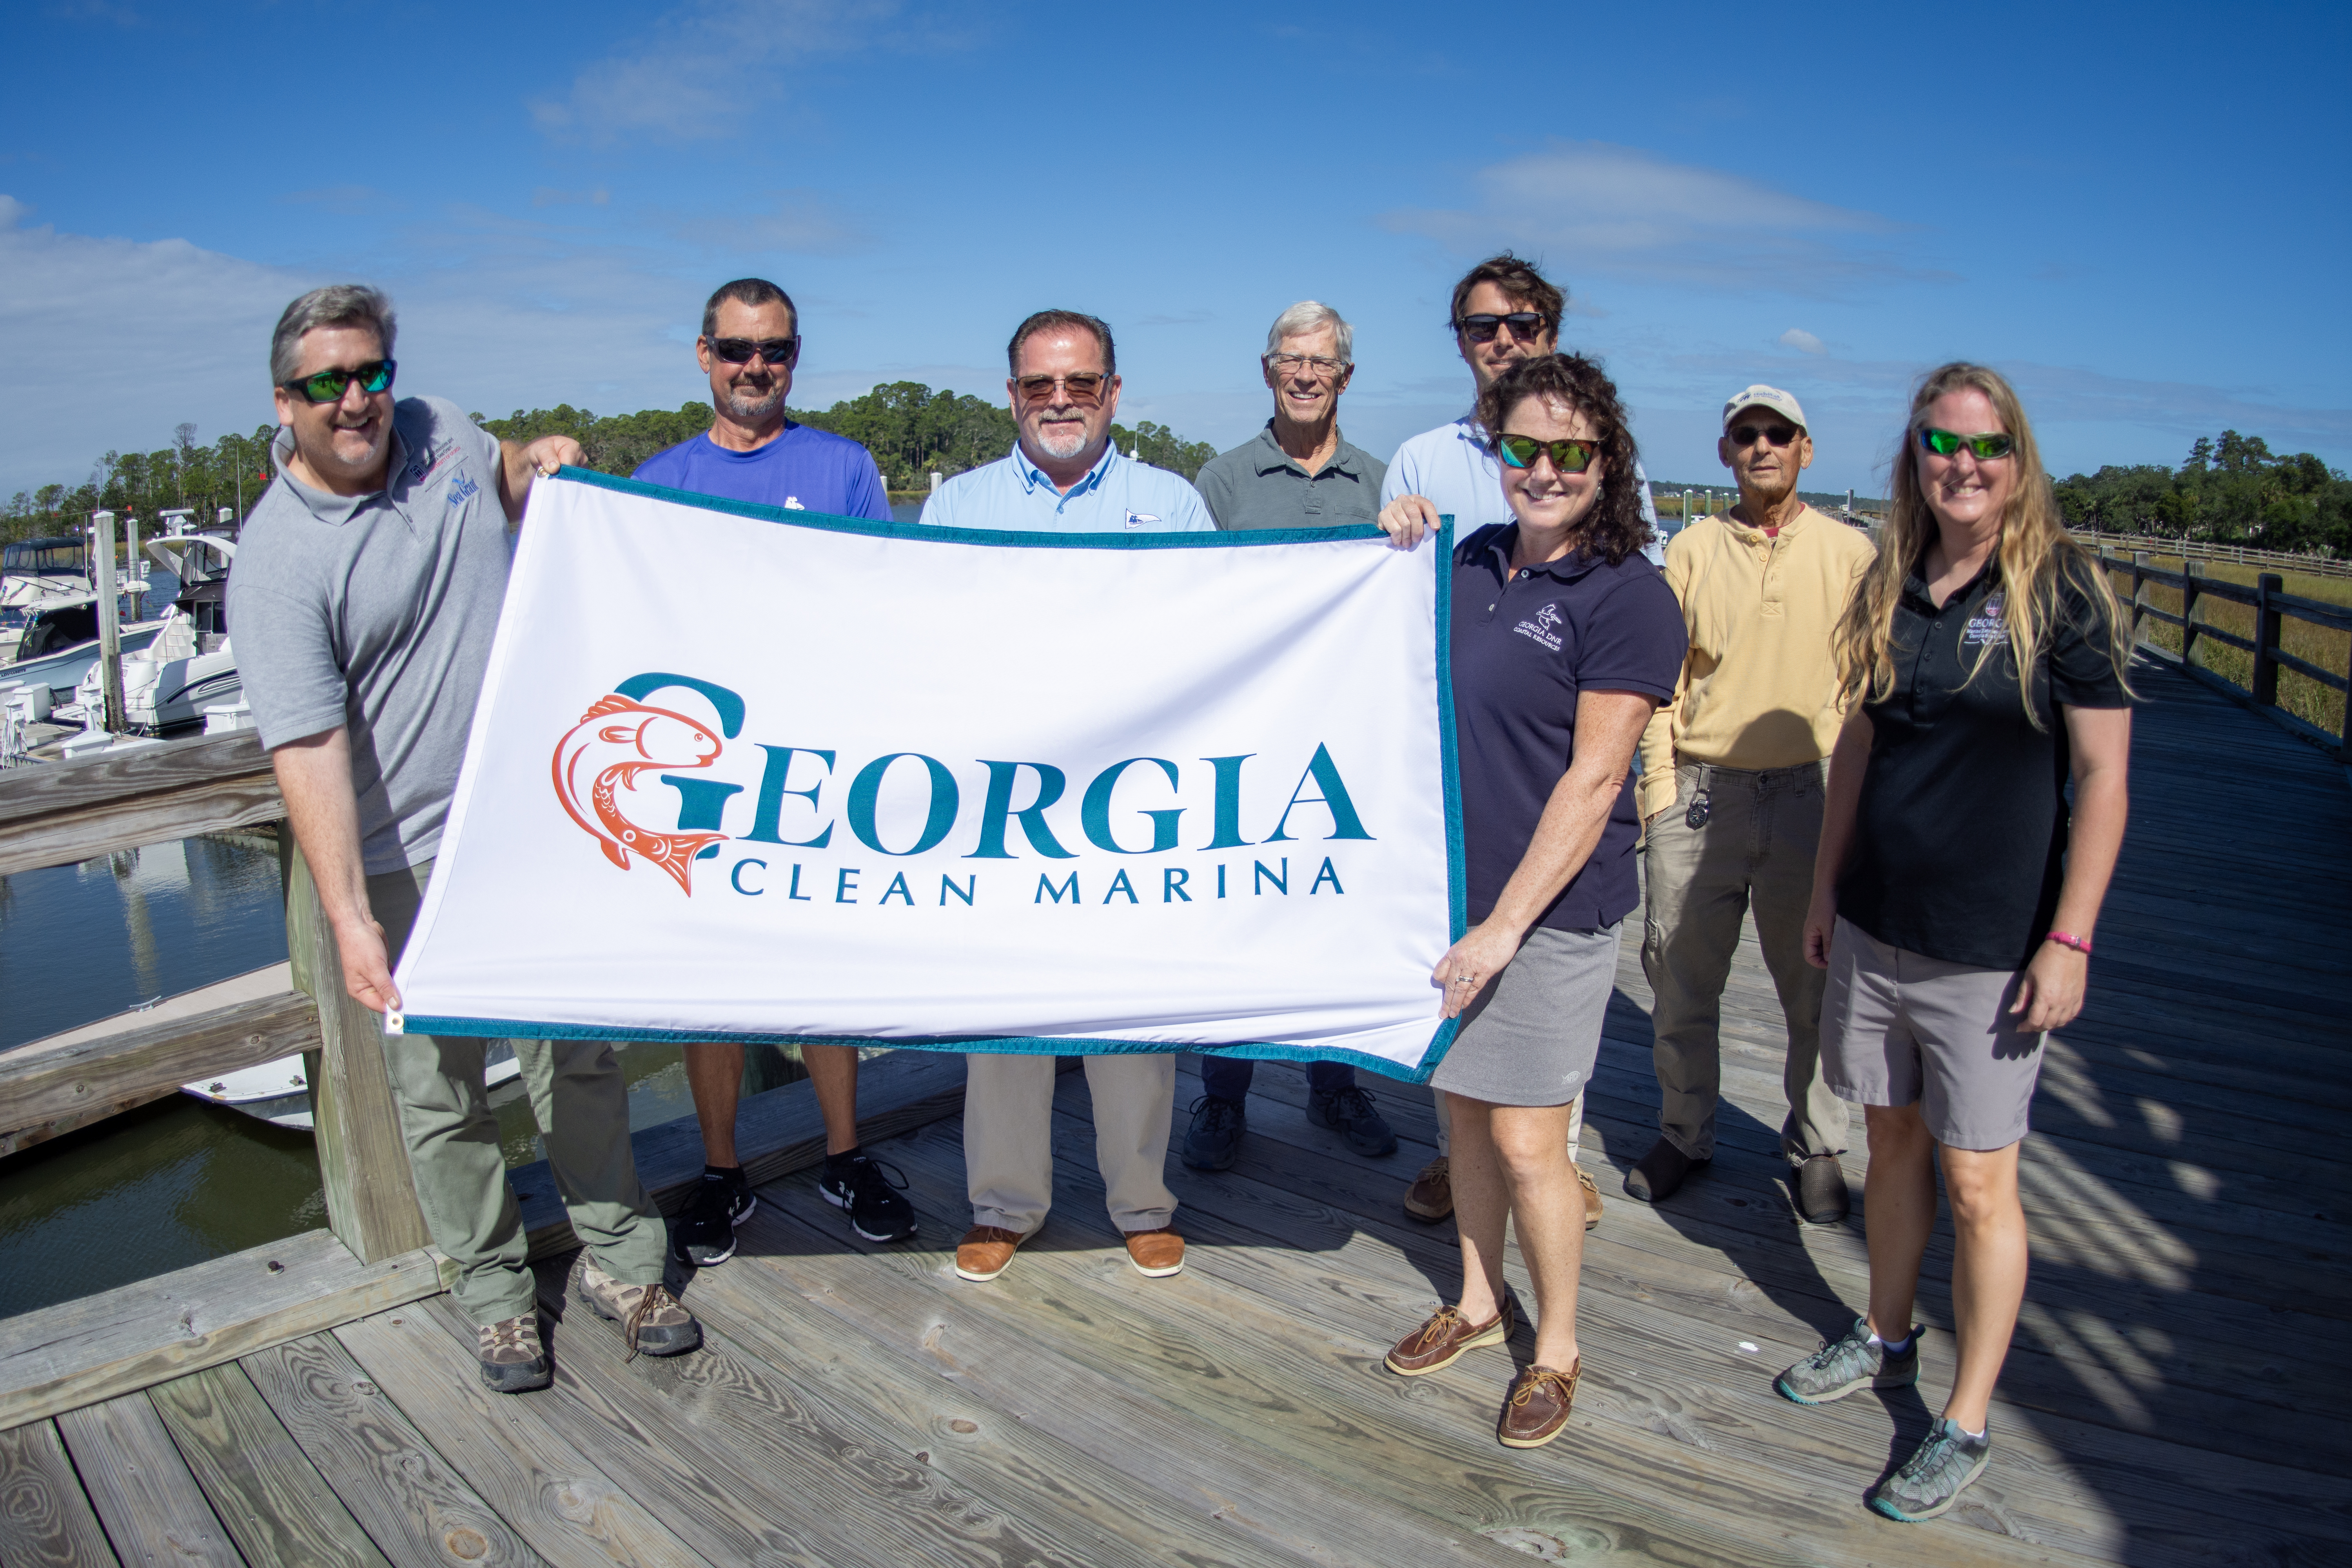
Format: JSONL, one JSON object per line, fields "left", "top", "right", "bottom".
{"left": 1780, "top": 327, "right": 1826, "bottom": 354}
{"left": 659, "top": 190, "right": 868, "bottom": 256}
{"left": 1380, "top": 140, "right": 1942, "bottom": 296}
{"left": 530, "top": 0, "right": 908, "bottom": 145}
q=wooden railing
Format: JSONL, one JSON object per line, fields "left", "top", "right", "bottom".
{"left": 2076, "top": 531, "right": 2352, "bottom": 581}
{"left": 0, "top": 732, "right": 432, "bottom": 1264}
{"left": 2101, "top": 549, "right": 2352, "bottom": 759}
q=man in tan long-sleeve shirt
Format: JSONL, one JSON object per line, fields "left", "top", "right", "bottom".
{"left": 1629, "top": 385, "right": 1876, "bottom": 1223}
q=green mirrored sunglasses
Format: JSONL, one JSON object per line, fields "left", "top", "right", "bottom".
{"left": 1919, "top": 426, "right": 2013, "bottom": 460}
{"left": 1497, "top": 434, "right": 1597, "bottom": 473}
{"left": 282, "top": 359, "right": 396, "bottom": 404}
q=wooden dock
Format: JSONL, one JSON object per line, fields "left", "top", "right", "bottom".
{"left": 1, "top": 653, "right": 2345, "bottom": 1567}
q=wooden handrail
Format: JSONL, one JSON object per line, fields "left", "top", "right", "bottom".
{"left": 0, "top": 730, "right": 281, "bottom": 876}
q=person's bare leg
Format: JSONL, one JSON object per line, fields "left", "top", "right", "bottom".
{"left": 1862, "top": 1102, "right": 1938, "bottom": 1339}
{"left": 804, "top": 1043, "right": 861, "bottom": 1156}
{"left": 1447, "top": 1096, "right": 1510, "bottom": 1324}
{"left": 1490, "top": 1103, "right": 1583, "bottom": 1370}
{"left": 1938, "top": 1142, "right": 2027, "bottom": 1433}
{"left": 684, "top": 1041, "right": 744, "bottom": 1167}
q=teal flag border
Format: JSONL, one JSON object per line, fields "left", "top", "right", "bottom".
{"left": 402, "top": 467, "right": 1467, "bottom": 1085}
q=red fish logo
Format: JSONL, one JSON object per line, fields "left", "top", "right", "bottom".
{"left": 552, "top": 694, "right": 728, "bottom": 895}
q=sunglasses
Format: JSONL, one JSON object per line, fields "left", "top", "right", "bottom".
{"left": 1728, "top": 422, "right": 1798, "bottom": 448}
{"left": 1919, "top": 427, "right": 2014, "bottom": 460}
{"left": 1014, "top": 372, "right": 1110, "bottom": 405}
{"left": 281, "top": 359, "right": 396, "bottom": 404}
{"left": 1497, "top": 434, "right": 1597, "bottom": 473}
{"left": 1453, "top": 312, "right": 1552, "bottom": 344}
{"left": 709, "top": 336, "right": 798, "bottom": 365}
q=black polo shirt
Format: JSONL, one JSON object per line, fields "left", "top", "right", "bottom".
{"left": 1837, "top": 559, "right": 2130, "bottom": 969}
{"left": 1450, "top": 523, "right": 1685, "bottom": 933}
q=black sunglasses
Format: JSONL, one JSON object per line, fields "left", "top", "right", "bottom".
{"left": 1497, "top": 434, "right": 1596, "bottom": 473}
{"left": 1728, "top": 422, "right": 1799, "bottom": 448}
{"left": 281, "top": 359, "right": 396, "bottom": 404}
{"left": 1453, "top": 312, "right": 1552, "bottom": 343}
{"left": 708, "top": 336, "right": 798, "bottom": 365}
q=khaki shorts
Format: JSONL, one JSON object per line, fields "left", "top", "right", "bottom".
{"left": 1820, "top": 918, "right": 2045, "bottom": 1151}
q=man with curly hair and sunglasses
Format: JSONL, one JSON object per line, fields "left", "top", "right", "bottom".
{"left": 632, "top": 278, "right": 912, "bottom": 1269}
{"left": 231, "top": 284, "right": 703, "bottom": 1398}
{"left": 1377, "top": 252, "right": 1659, "bottom": 1232}
{"left": 1626, "top": 385, "right": 1876, "bottom": 1223}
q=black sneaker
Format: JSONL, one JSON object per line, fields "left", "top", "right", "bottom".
{"left": 1181, "top": 1094, "right": 1246, "bottom": 1171}
{"left": 1307, "top": 1084, "right": 1399, "bottom": 1158}
{"left": 671, "top": 1167, "right": 755, "bottom": 1267}
{"left": 819, "top": 1152, "right": 917, "bottom": 1242}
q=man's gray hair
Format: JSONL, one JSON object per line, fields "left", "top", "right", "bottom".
{"left": 270, "top": 285, "right": 397, "bottom": 385}
{"left": 1264, "top": 300, "right": 1353, "bottom": 364}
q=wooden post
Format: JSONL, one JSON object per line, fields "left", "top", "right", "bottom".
{"left": 280, "top": 833, "right": 432, "bottom": 1264}
{"left": 2252, "top": 572, "right": 2283, "bottom": 710}
{"left": 92, "top": 512, "right": 125, "bottom": 733}
{"left": 2180, "top": 562, "right": 2201, "bottom": 667}
{"left": 2129, "top": 552, "right": 2149, "bottom": 646}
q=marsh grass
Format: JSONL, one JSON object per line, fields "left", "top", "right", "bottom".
{"left": 2103, "top": 559, "right": 2351, "bottom": 740}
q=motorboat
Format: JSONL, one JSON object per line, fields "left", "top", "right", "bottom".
{"left": 190, "top": 1038, "right": 523, "bottom": 1131}
{"left": 54, "top": 530, "right": 241, "bottom": 734}
{"left": 1, "top": 600, "right": 166, "bottom": 701}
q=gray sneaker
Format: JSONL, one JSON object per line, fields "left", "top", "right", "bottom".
{"left": 1871, "top": 1418, "right": 1991, "bottom": 1521}
{"left": 573, "top": 1258, "right": 703, "bottom": 1360}
{"left": 1775, "top": 1317, "right": 1918, "bottom": 1405}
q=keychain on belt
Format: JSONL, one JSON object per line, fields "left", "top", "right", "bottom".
{"left": 1685, "top": 788, "right": 1712, "bottom": 829}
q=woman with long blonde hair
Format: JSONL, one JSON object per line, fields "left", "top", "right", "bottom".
{"left": 1775, "top": 363, "right": 2133, "bottom": 1521}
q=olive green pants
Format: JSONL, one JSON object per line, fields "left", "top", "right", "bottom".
{"left": 289, "top": 850, "right": 669, "bottom": 1325}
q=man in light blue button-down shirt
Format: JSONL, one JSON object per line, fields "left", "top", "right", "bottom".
{"left": 919, "top": 309, "right": 1214, "bottom": 535}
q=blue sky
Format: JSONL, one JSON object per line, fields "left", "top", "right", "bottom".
{"left": 3, "top": 0, "right": 2346, "bottom": 500}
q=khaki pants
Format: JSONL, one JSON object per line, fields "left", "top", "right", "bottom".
{"left": 1640, "top": 761, "right": 1846, "bottom": 1163}
{"left": 289, "top": 851, "right": 670, "bottom": 1325}
{"left": 963, "top": 1052, "right": 1177, "bottom": 1236}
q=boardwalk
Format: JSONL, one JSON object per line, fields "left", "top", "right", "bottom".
{"left": 1, "top": 654, "right": 2345, "bottom": 1567}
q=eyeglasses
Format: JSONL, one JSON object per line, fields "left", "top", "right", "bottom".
{"left": 1453, "top": 312, "right": 1551, "bottom": 344}
{"left": 280, "top": 359, "right": 396, "bottom": 404}
{"left": 1728, "top": 422, "right": 1799, "bottom": 448}
{"left": 709, "top": 336, "right": 798, "bottom": 365}
{"left": 1266, "top": 352, "right": 1348, "bottom": 378}
{"left": 1014, "top": 372, "right": 1110, "bottom": 405}
{"left": 1919, "top": 427, "right": 2014, "bottom": 460}
{"left": 1497, "top": 434, "right": 1597, "bottom": 473}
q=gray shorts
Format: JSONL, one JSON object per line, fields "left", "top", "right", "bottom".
{"left": 1429, "top": 923, "right": 1620, "bottom": 1107}
{"left": 1820, "top": 918, "right": 2044, "bottom": 1151}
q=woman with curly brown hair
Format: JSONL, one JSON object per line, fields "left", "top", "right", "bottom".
{"left": 1376, "top": 352, "right": 1684, "bottom": 1448}
{"left": 1775, "top": 363, "right": 2133, "bottom": 1521}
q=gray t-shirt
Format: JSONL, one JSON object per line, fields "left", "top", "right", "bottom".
{"left": 1195, "top": 422, "right": 1386, "bottom": 531}
{"left": 229, "top": 396, "right": 511, "bottom": 873}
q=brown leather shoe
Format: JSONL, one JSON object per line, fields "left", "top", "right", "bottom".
{"left": 1497, "top": 1359, "right": 1582, "bottom": 1448}
{"left": 1385, "top": 1298, "right": 1515, "bottom": 1377}
{"left": 955, "top": 1225, "right": 1027, "bottom": 1282}
{"left": 1403, "top": 1156, "right": 1453, "bottom": 1223}
{"left": 1577, "top": 1165, "right": 1603, "bottom": 1230}
{"left": 1122, "top": 1226, "right": 1185, "bottom": 1278}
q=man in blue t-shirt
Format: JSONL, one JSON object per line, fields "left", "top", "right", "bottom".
{"left": 630, "top": 278, "right": 908, "bottom": 1267}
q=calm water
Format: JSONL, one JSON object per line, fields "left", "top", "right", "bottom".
{"left": 0, "top": 833, "right": 798, "bottom": 1318}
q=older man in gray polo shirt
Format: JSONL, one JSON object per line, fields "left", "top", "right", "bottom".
{"left": 1196, "top": 301, "right": 1387, "bottom": 533}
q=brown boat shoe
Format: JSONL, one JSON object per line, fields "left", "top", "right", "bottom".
{"left": 1497, "top": 1358, "right": 1582, "bottom": 1448}
{"left": 955, "top": 1225, "right": 1028, "bottom": 1282}
{"left": 574, "top": 1259, "right": 702, "bottom": 1360}
{"left": 475, "top": 1311, "right": 552, "bottom": 1394}
{"left": 1578, "top": 1166, "right": 1603, "bottom": 1230}
{"left": 1122, "top": 1226, "right": 1185, "bottom": 1278}
{"left": 1385, "top": 1297, "right": 1516, "bottom": 1376}
{"left": 1403, "top": 1155, "right": 1453, "bottom": 1223}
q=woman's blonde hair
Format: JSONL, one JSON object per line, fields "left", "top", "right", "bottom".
{"left": 1832, "top": 362, "right": 2133, "bottom": 724}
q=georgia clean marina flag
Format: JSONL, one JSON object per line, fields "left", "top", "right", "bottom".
{"left": 391, "top": 470, "right": 1465, "bottom": 1080}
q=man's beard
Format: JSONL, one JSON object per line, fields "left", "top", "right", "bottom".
{"left": 1032, "top": 418, "right": 1090, "bottom": 459}
{"left": 722, "top": 381, "right": 785, "bottom": 420}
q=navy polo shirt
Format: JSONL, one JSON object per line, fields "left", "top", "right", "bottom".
{"left": 1451, "top": 523, "right": 1686, "bottom": 932}
{"left": 1837, "top": 557, "right": 2131, "bottom": 970}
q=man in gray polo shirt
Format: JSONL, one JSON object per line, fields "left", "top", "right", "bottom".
{"left": 1182, "top": 301, "right": 1398, "bottom": 1173}
{"left": 230, "top": 284, "right": 701, "bottom": 1395}
{"left": 1195, "top": 301, "right": 1386, "bottom": 532}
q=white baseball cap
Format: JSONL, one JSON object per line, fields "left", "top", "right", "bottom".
{"left": 1722, "top": 384, "right": 1808, "bottom": 431}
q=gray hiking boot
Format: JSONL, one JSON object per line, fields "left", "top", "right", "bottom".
{"left": 1775, "top": 1316, "right": 1918, "bottom": 1405}
{"left": 573, "top": 1258, "right": 702, "bottom": 1360}
{"left": 475, "top": 1311, "right": 551, "bottom": 1394}
{"left": 1871, "top": 1418, "right": 1992, "bottom": 1521}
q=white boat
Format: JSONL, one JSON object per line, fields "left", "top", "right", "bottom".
{"left": 54, "top": 530, "right": 243, "bottom": 734}
{"left": 190, "top": 1038, "right": 523, "bottom": 1131}
{"left": 1, "top": 598, "right": 168, "bottom": 702}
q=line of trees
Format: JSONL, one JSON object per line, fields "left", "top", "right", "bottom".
{"left": 2053, "top": 430, "right": 2351, "bottom": 555}
{"left": 4, "top": 425, "right": 278, "bottom": 546}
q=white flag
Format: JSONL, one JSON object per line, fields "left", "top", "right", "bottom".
{"left": 393, "top": 471, "right": 1465, "bottom": 1079}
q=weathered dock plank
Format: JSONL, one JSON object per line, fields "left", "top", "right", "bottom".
{"left": 0, "top": 1418, "right": 123, "bottom": 1567}
{"left": 148, "top": 1361, "right": 392, "bottom": 1568}
{"left": 54, "top": 1392, "right": 241, "bottom": 1567}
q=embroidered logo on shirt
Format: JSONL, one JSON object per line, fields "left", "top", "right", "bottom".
{"left": 1514, "top": 601, "right": 1565, "bottom": 652}
{"left": 1124, "top": 510, "right": 1159, "bottom": 530}
{"left": 782, "top": 496, "right": 805, "bottom": 510}
{"left": 1962, "top": 593, "right": 2006, "bottom": 647}
{"left": 445, "top": 469, "right": 480, "bottom": 508}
